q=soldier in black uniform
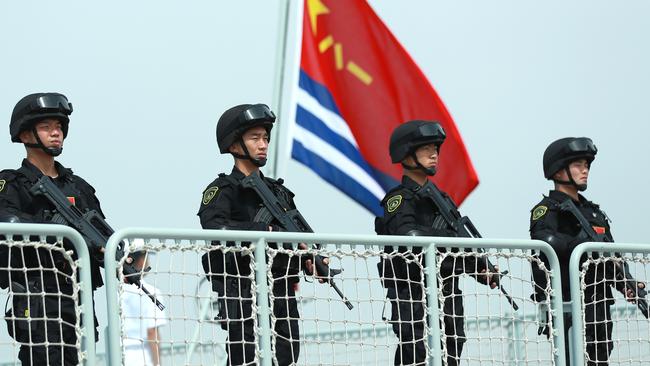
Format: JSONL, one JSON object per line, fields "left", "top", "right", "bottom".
{"left": 530, "top": 137, "right": 643, "bottom": 365}
{"left": 0, "top": 93, "right": 105, "bottom": 365}
{"left": 198, "top": 103, "right": 325, "bottom": 366}
{"left": 375, "top": 120, "right": 497, "bottom": 366}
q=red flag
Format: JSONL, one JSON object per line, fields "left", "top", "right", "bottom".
{"left": 300, "top": 0, "right": 478, "bottom": 205}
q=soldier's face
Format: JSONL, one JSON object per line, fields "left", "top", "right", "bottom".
{"left": 556, "top": 159, "right": 590, "bottom": 186}
{"left": 411, "top": 143, "right": 439, "bottom": 169}
{"left": 231, "top": 126, "right": 269, "bottom": 160}
{"left": 20, "top": 119, "right": 64, "bottom": 148}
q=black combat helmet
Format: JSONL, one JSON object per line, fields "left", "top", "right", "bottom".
{"left": 216, "top": 103, "right": 276, "bottom": 167}
{"left": 389, "top": 120, "right": 446, "bottom": 176}
{"left": 10, "top": 93, "right": 73, "bottom": 156}
{"left": 543, "top": 137, "right": 597, "bottom": 191}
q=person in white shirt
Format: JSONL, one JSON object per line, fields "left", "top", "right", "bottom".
{"left": 121, "top": 239, "right": 167, "bottom": 366}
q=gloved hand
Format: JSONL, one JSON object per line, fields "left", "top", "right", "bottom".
{"left": 537, "top": 302, "right": 552, "bottom": 339}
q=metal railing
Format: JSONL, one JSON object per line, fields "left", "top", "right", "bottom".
{"left": 5, "top": 225, "right": 650, "bottom": 365}
{"left": 0, "top": 223, "right": 569, "bottom": 365}
{"left": 569, "top": 242, "right": 650, "bottom": 366}
{"left": 103, "top": 228, "right": 566, "bottom": 366}
{"left": 0, "top": 223, "right": 96, "bottom": 365}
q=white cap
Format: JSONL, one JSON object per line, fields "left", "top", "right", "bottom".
{"left": 126, "top": 238, "right": 150, "bottom": 256}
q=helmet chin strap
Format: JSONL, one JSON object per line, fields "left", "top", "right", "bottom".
{"left": 24, "top": 128, "right": 62, "bottom": 157}
{"left": 231, "top": 140, "right": 267, "bottom": 167}
{"left": 554, "top": 166, "right": 587, "bottom": 192}
{"left": 402, "top": 151, "right": 436, "bottom": 176}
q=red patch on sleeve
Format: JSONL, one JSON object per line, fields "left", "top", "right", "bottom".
{"left": 593, "top": 226, "right": 606, "bottom": 234}
{"left": 67, "top": 197, "right": 76, "bottom": 206}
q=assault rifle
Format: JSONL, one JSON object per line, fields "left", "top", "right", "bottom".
{"left": 241, "top": 173, "right": 354, "bottom": 310}
{"left": 30, "top": 176, "right": 165, "bottom": 310}
{"left": 559, "top": 199, "right": 648, "bottom": 318}
{"left": 418, "top": 180, "right": 519, "bottom": 311}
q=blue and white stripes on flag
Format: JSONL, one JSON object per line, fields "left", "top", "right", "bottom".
{"left": 291, "top": 70, "right": 395, "bottom": 216}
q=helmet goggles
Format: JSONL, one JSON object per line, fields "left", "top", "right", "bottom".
{"left": 240, "top": 104, "right": 275, "bottom": 124}
{"left": 565, "top": 138, "right": 597, "bottom": 156}
{"left": 414, "top": 122, "right": 446, "bottom": 143}
{"left": 23, "top": 94, "right": 73, "bottom": 117}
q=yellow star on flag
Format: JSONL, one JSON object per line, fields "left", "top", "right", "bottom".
{"left": 307, "top": 0, "right": 330, "bottom": 34}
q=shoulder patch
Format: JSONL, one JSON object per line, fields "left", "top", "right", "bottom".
{"left": 202, "top": 186, "right": 219, "bottom": 205}
{"left": 0, "top": 179, "right": 5, "bottom": 192}
{"left": 532, "top": 205, "right": 548, "bottom": 220}
{"left": 386, "top": 195, "right": 403, "bottom": 213}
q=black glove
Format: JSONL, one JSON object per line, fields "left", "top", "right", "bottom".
{"left": 537, "top": 302, "right": 551, "bottom": 339}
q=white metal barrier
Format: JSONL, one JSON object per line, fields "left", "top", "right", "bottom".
{"left": 0, "top": 223, "right": 96, "bottom": 366}
{"left": 5, "top": 226, "right": 650, "bottom": 365}
{"left": 103, "top": 228, "right": 566, "bottom": 366}
{"left": 569, "top": 242, "right": 650, "bottom": 366}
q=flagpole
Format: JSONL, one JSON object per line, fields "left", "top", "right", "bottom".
{"left": 267, "top": 0, "right": 292, "bottom": 179}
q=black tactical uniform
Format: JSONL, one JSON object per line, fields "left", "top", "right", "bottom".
{"left": 198, "top": 104, "right": 301, "bottom": 366}
{"left": 0, "top": 93, "right": 103, "bottom": 366}
{"left": 530, "top": 137, "right": 624, "bottom": 365}
{"left": 376, "top": 120, "right": 489, "bottom": 366}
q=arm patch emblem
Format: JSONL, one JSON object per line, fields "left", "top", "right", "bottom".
{"left": 532, "top": 205, "right": 548, "bottom": 220}
{"left": 0, "top": 180, "right": 5, "bottom": 193}
{"left": 202, "top": 187, "right": 219, "bottom": 205}
{"left": 386, "top": 195, "right": 403, "bottom": 213}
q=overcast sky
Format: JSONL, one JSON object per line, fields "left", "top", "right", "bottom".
{"left": 1, "top": 0, "right": 650, "bottom": 361}
{"left": 3, "top": 1, "right": 649, "bottom": 243}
